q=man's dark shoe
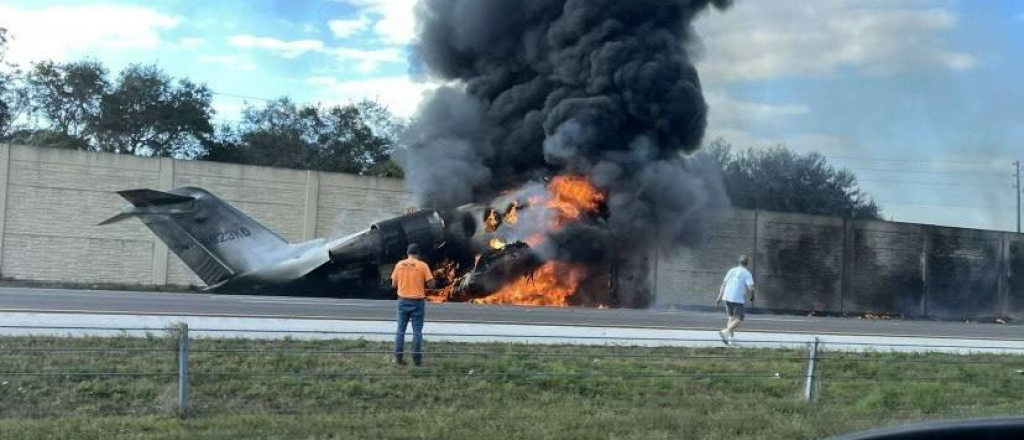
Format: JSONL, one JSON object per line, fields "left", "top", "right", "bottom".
{"left": 413, "top": 357, "right": 423, "bottom": 367}
{"left": 393, "top": 357, "right": 407, "bottom": 366}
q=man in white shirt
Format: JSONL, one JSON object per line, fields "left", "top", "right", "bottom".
{"left": 715, "top": 255, "right": 755, "bottom": 345}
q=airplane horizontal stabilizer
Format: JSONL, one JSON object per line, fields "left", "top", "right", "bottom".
{"left": 98, "top": 211, "right": 134, "bottom": 226}
{"left": 117, "top": 189, "right": 195, "bottom": 207}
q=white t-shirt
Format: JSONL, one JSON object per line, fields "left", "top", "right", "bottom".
{"left": 722, "top": 266, "right": 754, "bottom": 303}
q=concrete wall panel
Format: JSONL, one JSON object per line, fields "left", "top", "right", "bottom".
{"left": 315, "top": 174, "right": 412, "bottom": 239}
{"left": 653, "top": 210, "right": 756, "bottom": 308}
{"left": 2, "top": 235, "right": 153, "bottom": 284}
{"left": 1006, "top": 237, "right": 1023, "bottom": 319}
{"left": 925, "top": 227, "right": 1002, "bottom": 319}
{"left": 846, "top": 220, "right": 925, "bottom": 316}
{"left": 756, "top": 212, "right": 844, "bottom": 312}
{"left": 1, "top": 145, "right": 160, "bottom": 283}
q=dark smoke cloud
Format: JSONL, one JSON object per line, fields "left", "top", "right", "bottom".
{"left": 403, "top": 0, "right": 731, "bottom": 261}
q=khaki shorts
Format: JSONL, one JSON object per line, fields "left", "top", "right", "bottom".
{"left": 725, "top": 301, "right": 745, "bottom": 321}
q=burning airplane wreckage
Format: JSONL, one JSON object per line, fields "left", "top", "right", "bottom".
{"left": 100, "top": 177, "right": 614, "bottom": 305}
{"left": 105, "top": 0, "right": 733, "bottom": 308}
{"left": 99, "top": 178, "right": 607, "bottom": 304}
{"left": 401, "top": 0, "right": 733, "bottom": 307}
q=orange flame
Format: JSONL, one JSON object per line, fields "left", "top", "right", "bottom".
{"left": 546, "top": 176, "right": 605, "bottom": 227}
{"left": 427, "top": 260, "right": 461, "bottom": 303}
{"left": 473, "top": 262, "right": 585, "bottom": 307}
{"left": 434, "top": 176, "right": 607, "bottom": 307}
{"left": 504, "top": 203, "right": 519, "bottom": 225}
{"left": 484, "top": 209, "right": 500, "bottom": 232}
{"left": 524, "top": 233, "right": 544, "bottom": 247}
{"left": 469, "top": 176, "right": 605, "bottom": 307}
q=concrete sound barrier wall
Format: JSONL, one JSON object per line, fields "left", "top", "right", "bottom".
{"left": 0, "top": 144, "right": 411, "bottom": 288}
{"left": 653, "top": 212, "right": 1021, "bottom": 320}
{"left": 0, "top": 144, "right": 1019, "bottom": 320}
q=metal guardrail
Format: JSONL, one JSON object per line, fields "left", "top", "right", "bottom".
{"left": 1, "top": 323, "right": 1023, "bottom": 417}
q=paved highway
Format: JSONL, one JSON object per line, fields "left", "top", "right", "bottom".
{"left": 0, "top": 286, "right": 1019, "bottom": 340}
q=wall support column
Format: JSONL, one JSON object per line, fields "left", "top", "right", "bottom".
{"left": 302, "top": 170, "right": 320, "bottom": 241}
{"left": 752, "top": 209, "right": 760, "bottom": 281}
{"left": 650, "top": 246, "right": 660, "bottom": 306}
{"left": 151, "top": 157, "right": 174, "bottom": 286}
{"left": 997, "top": 233, "right": 1010, "bottom": 319}
{"left": 921, "top": 226, "right": 933, "bottom": 318}
{"left": 0, "top": 144, "right": 12, "bottom": 272}
{"left": 840, "top": 218, "right": 854, "bottom": 314}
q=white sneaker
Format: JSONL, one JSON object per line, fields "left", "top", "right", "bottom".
{"left": 717, "top": 330, "right": 731, "bottom": 346}
{"left": 726, "top": 329, "right": 735, "bottom": 340}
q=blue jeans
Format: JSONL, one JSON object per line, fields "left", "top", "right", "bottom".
{"left": 395, "top": 298, "right": 425, "bottom": 361}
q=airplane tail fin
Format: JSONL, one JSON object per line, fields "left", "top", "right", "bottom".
{"left": 99, "top": 190, "right": 196, "bottom": 225}
{"left": 103, "top": 187, "right": 289, "bottom": 286}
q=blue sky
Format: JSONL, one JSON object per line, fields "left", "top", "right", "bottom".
{"left": 1, "top": 0, "right": 1022, "bottom": 231}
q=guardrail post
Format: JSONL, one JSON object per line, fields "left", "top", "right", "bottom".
{"left": 177, "top": 323, "right": 190, "bottom": 417}
{"left": 803, "top": 337, "right": 819, "bottom": 403}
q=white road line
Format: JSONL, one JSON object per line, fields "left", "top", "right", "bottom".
{"left": 238, "top": 300, "right": 379, "bottom": 306}
{"left": 741, "top": 317, "right": 811, "bottom": 323}
{"left": 1, "top": 312, "right": 1023, "bottom": 353}
{"left": 0, "top": 308, "right": 1018, "bottom": 340}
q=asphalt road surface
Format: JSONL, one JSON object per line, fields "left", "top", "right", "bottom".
{"left": 0, "top": 286, "right": 1019, "bottom": 340}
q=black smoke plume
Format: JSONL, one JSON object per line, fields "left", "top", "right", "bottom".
{"left": 401, "top": 0, "right": 732, "bottom": 304}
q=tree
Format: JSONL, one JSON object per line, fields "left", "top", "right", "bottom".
{"left": 0, "top": 27, "right": 11, "bottom": 136}
{"left": 315, "top": 101, "right": 403, "bottom": 175}
{"left": 92, "top": 64, "right": 214, "bottom": 158}
{"left": 701, "top": 139, "right": 881, "bottom": 219}
{"left": 0, "top": 29, "right": 32, "bottom": 140}
{"left": 0, "top": 27, "right": 7, "bottom": 64}
{"left": 209, "top": 98, "right": 405, "bottom": 176}
{"left": 4, "top": 128, "right": 91, "bottom": 150}
{"left": 0, "top": 27, "right": 19, "bottom": 137}
{"left": 230, "top": 97, "right": 316, "bottom": 168}
{"left": 1, "top": 48, "right": 405, "bottom": 173}
{"left": 23, "top": 60, "right": 108, "bottom": 143}
{"left": 355, "top": 100, "right": 405, "bottom": 178}
{"left": 200, "top": 124, "right": 247, "bottom": 163}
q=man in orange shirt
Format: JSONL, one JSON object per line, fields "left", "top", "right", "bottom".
{"left": 391, "top": 244, "right": 434, "bottom": 366}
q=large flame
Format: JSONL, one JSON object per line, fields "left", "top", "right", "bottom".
{"left": 428, "top": 260, "right": 461, "bottom": 303}
{"left": 428, "top": 176, "right": 606, "bottom": 307}
{"left": 471, "top": 176, "right": 604, "bottom": 306}
{"left": 472, "top": 262, "right": 585, "bottom": 307}
{"left": 547, "top": 176, "right": 605, "bottom": 227}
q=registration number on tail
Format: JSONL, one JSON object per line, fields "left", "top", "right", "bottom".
{"left": 201, "top": 228, "right": 252, "bottom": 246}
